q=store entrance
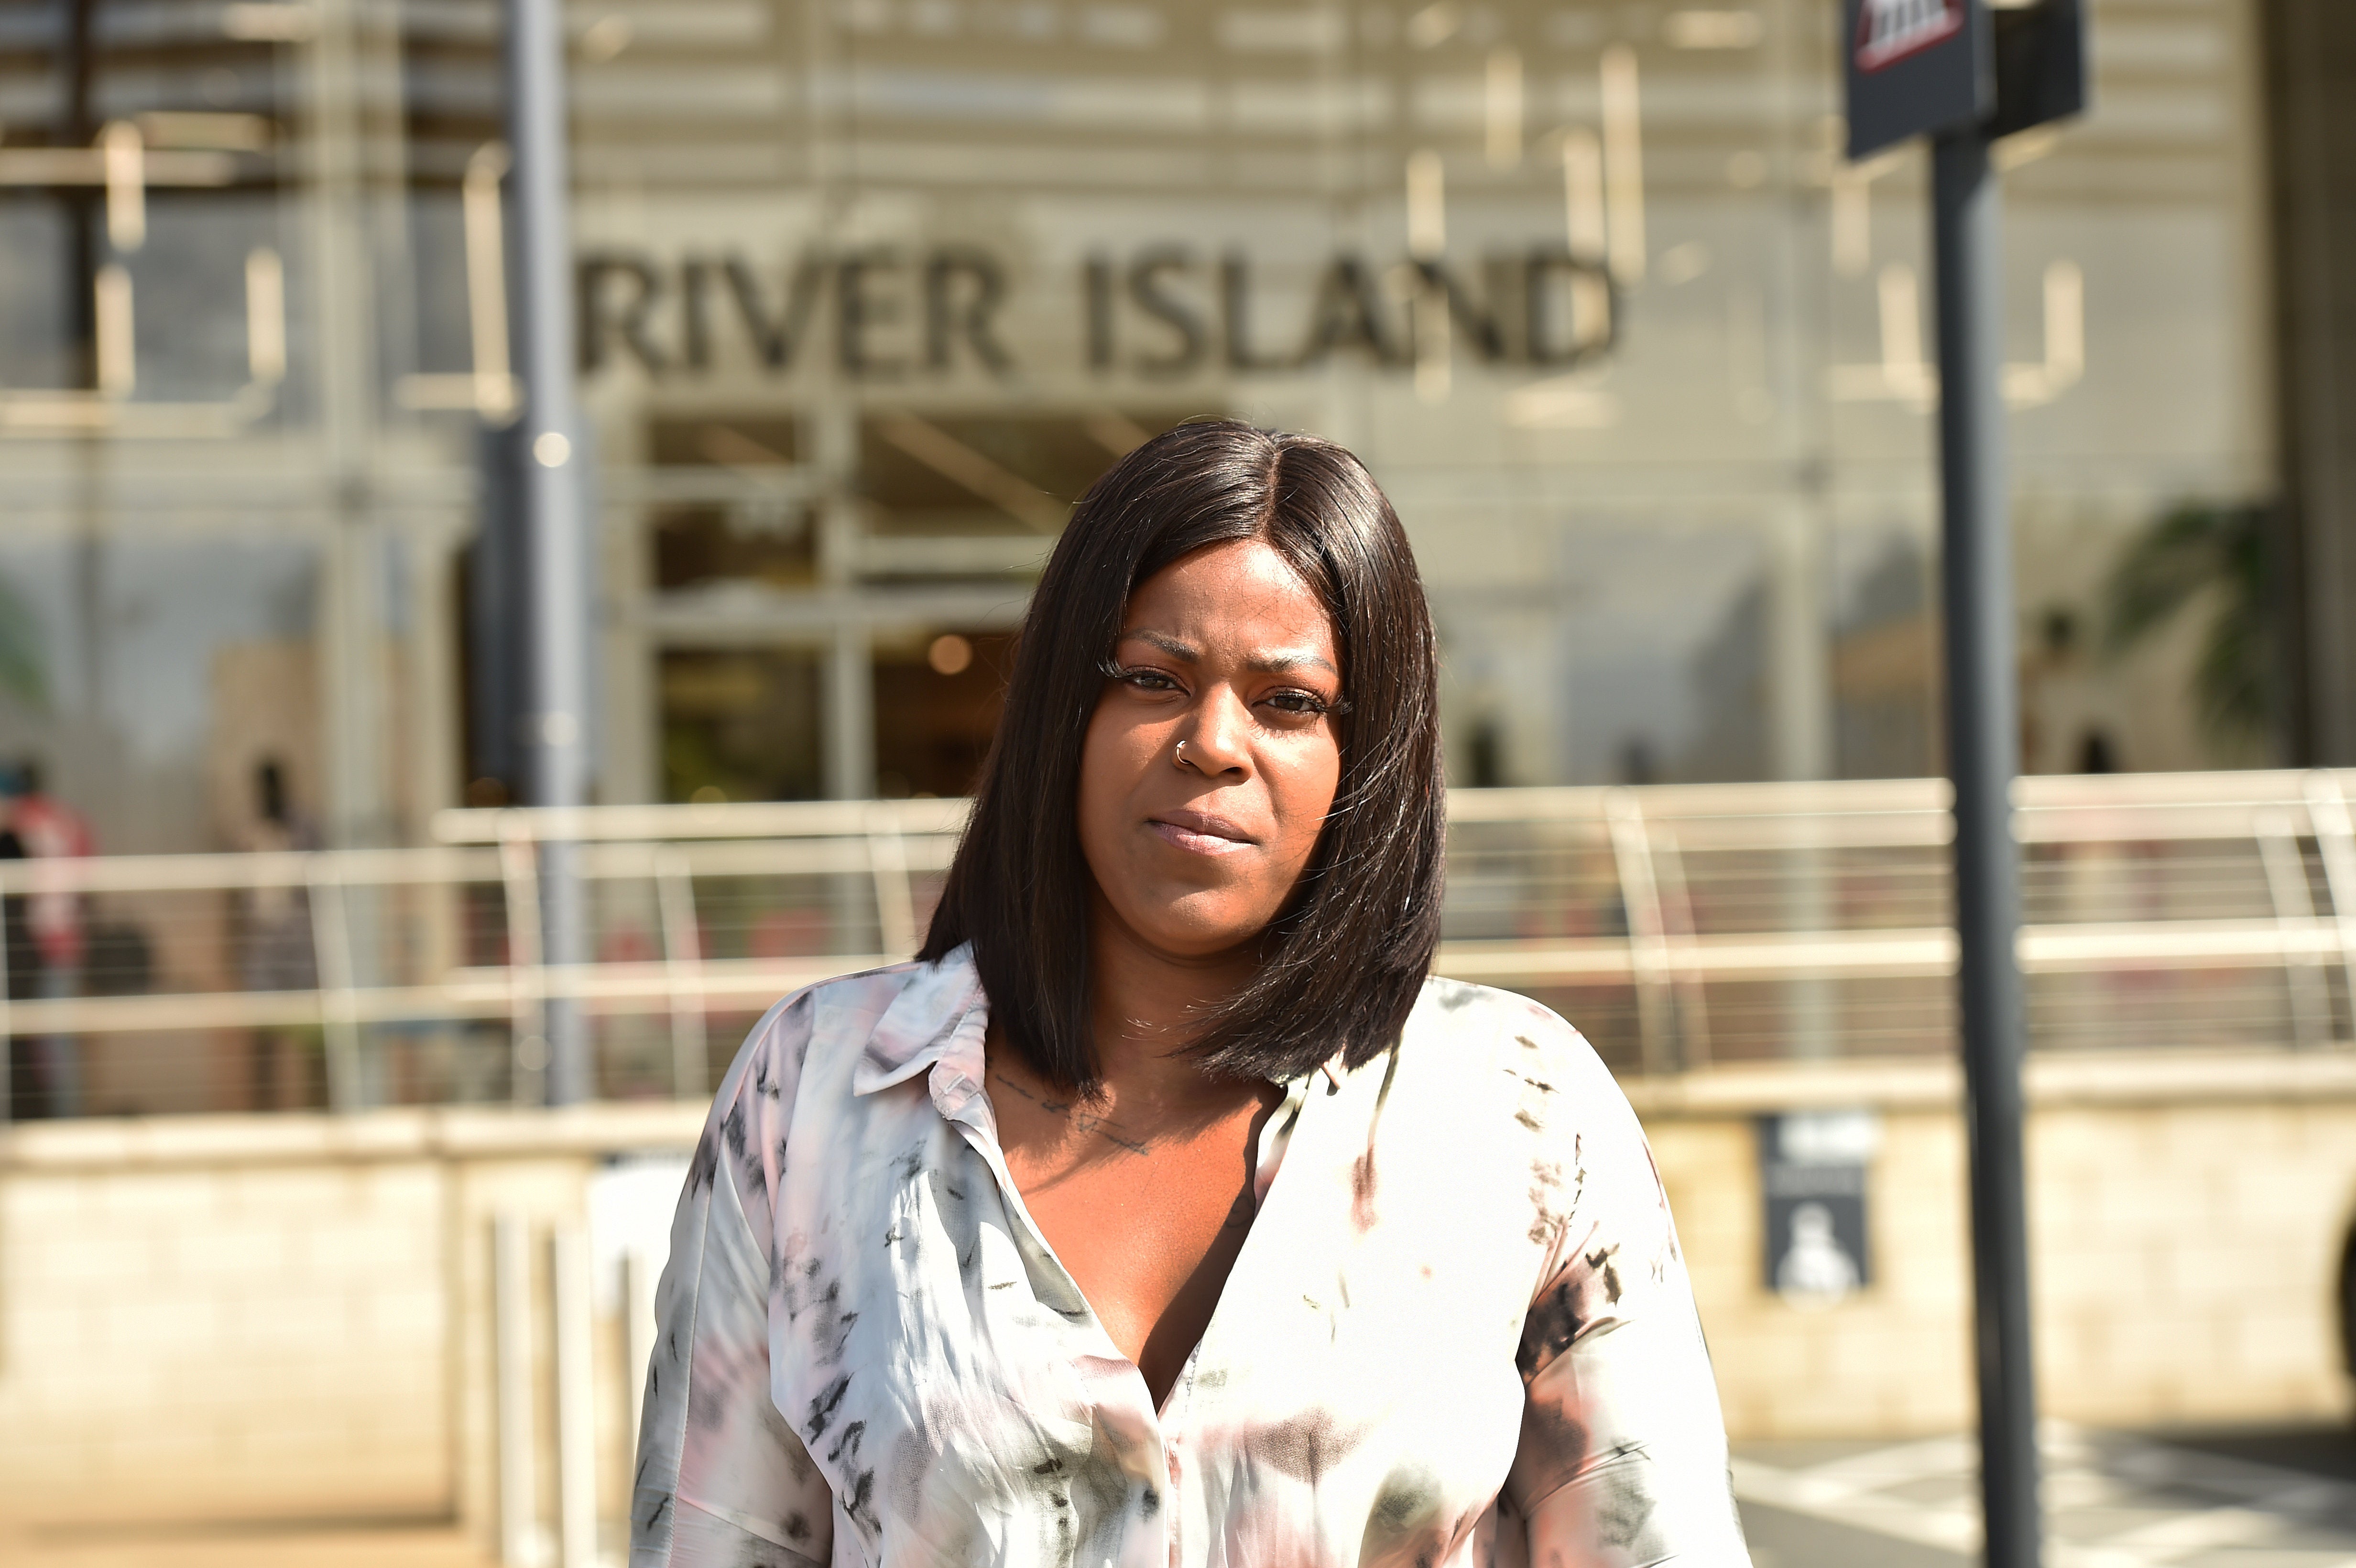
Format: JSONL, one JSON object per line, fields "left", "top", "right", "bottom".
{"left": 873, "top": 630, "right": 1017, "bottom": 798}
{"left": 659, "top": 647, "right": 825, "bottom": 803}
{"left": 634, "top": 406, "right": 1204, "bottom": 804}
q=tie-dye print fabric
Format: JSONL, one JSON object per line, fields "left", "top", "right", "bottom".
{"left": 631, "top": 945, "right": 1750, "bottom": 1568}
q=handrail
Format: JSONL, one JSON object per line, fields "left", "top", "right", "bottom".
{"left": 2, "top": 771, "right": 2351, "bottom": 1121}
{"left": 0, "top": 915, "right": 2344, "bottom": 1037}
{"left": 430, "top": 797, "right": 971, "bottom": 845}
{"left": 0, "top": 769, "right": 2338, "bottom": 896}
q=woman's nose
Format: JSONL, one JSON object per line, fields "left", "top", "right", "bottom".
{"left": 1178, "top": 688, "right": 1253, "bottom": 776}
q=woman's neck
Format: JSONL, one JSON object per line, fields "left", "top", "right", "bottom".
{"left": 1081, "top": 905, "right": 1262, "bottom": 1110}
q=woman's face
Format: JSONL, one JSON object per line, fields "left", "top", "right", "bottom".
{"left": 1077, "top": 538, "right": 1345, "bottom": 963}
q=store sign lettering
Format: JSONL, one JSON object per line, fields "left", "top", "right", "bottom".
{"left": 578, "top": 244, "right": 1616, "bottom": 381}
{"left": 1854, "top": 0, "right": 1965, "bottom": 73}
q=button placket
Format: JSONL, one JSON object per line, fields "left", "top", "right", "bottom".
{"left": 930, "top": 1034, "right": 1173, "bottom": 1498}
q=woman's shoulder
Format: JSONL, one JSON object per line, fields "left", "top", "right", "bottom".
{"left": 1402, "top": 975, "right": 1611, "bottom": 1078}
{"left": 1349, "top": 978, "right": 1660, "bottom": 1284}
{"left": 708, "top": 958, "right": 938, "bottom": 1105}
{"left": 691, "top": 958, "right": 950, "bottom": 1213}
{"left": 1385, "top": 974, "right": 1637, "bottom": 1138}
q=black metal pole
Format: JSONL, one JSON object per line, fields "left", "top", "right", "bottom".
{"left": 505, "top": 0, "right": 592, "bottom": 1105}
{"left": 58, "top": 0, "right": 98, "bottom": 389}
{"left": 1931, "top": 124, "right": 2042, "bottom": 1568}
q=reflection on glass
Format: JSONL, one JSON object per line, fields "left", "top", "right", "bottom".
{"left": 0, "top": 0, "right": 2281, "bottom": 852}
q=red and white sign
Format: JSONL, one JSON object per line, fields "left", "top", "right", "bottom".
{"left": 1854, "top": 0, "right": 1966, "bottom": 73}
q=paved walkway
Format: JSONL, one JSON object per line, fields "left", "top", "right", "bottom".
{"left": 0, "top": 1524, "right": 499, "bottom": 1568}
{"left": 1736, "top": 1426, "right": 2356, "bottom": 1568}
{"left": 6, "top": 1428, "right": 2352, "bottom": 1568}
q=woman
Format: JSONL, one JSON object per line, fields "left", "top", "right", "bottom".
{"left": 632, "top": 421, "right": 1750, "bottom": 1568}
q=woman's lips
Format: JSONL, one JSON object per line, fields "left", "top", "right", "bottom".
{"left": 1148, "top": 808, "right": 1256, "bottom": 855}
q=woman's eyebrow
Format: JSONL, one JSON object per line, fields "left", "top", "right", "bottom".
{"left": 1121, "top": 629, "right": 1338, "bottom": 680}
{"left": 1121, "top": 629, "right": 1200, "bottom": 661}
{"left": 1246, "top": 650, "right": 1340, "bottom": 677}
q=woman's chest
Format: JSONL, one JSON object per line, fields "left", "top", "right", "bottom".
{"left": 998, "top": 1108, "right": 1267, "bottom": 1407}
{"left": 766, "top": 1091, "right": 1542, "bottom": 1568}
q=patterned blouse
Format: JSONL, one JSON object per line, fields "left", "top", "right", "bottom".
{"left": 630, "top": 946, "right": 1751, "bottom": 1568}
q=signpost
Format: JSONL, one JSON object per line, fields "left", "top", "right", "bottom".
{"left": 1844, "top": 0, "right": 1987, "bottom": 161}
{"left": 1842, "top": 4, "right": 2085, "bottom": 1566}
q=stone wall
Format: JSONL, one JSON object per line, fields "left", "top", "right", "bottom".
{"left": 0, "top": 1052, "right": 2350, "bottom": 1538}
{"left": 0, "top": 1106, "right": 698, "bottom": 1549}
{"left": 1634, "top": 1051, "right": 2356, "bottom": 1440}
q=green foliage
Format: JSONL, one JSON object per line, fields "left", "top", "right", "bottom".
{"left": 2102, "top": 501, "right": 2273, "bottom": 747}
{"left": 0, "top": 575, "right": 46, "bottom": 710}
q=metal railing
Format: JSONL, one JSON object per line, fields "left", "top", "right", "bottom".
{"left": 2, "top": 772, "right": 2352, "bottom": 1118}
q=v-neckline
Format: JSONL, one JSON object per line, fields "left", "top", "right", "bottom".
{"left": 1176, "top": 1067, "right": 1322, "bottom": 1362}
{"left": 949, "top": 1038, "right": 1322, "bottom": 1422}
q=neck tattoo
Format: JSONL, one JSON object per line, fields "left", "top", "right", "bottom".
{"left": 990, "top": 1067, "right": 1152, "bottom": 1155}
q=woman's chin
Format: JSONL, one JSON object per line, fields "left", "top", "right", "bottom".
{"left": 1109, "top": 899, "right": 1280, "bottom": 965}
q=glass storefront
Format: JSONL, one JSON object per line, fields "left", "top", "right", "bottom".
{"left": 0, "top": 0, "right": 2279, "bottom": 855}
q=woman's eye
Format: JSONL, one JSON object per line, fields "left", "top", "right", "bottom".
{"left": 1120, "top": 667, "right": 1181, "bottom": 693}
{"left": 1263, "top": 690, "right": 1331, "bottom": 717}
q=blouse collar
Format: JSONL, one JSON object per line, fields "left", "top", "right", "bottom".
{"left": 849, "top": 940, "right": 1351, "bottom": 1109}
{"left": 851, "top": 943, "right": 988, "bottom": 1098}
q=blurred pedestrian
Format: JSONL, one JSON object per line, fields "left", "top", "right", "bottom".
{"left": 236, "top": 759, "right": 318, "bottom": 1110}
{"left": 3, "top": 759, "right": 92, "bottom": 1119}
{"left": 0, "top": 814, "right": 33, "bottom": 1120}
{"left": 632, "top": 423, "right": 1752, "bottom": 1566}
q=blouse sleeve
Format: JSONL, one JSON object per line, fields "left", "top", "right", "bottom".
{"left": 631, "top": 991, "right": 838, "bottom": 1568}
{"left": 1504, "top": 1047, "right": 1752, "bottom": 1568}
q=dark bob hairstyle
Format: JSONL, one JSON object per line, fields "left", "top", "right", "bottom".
{"left": 916, "top": 418, "right": 1445, "bottom": 1089}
